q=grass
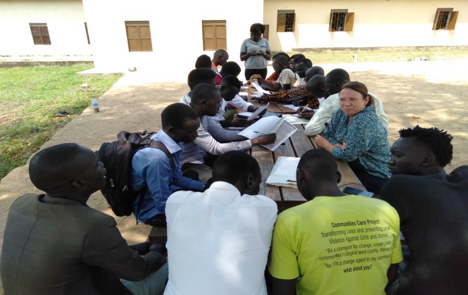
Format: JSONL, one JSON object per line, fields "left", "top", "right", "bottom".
{"left": 0, "top": 65, "right": 122, "bottom": 180}
{"left": 286, "top": 48, "right": 468, "bottom": 64}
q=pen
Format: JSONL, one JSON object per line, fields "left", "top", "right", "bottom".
{"left": 253, "top": 131, "right": 269, "bottom": 135}
{"left": 299, "top": 103, "right": 310, "bottom": 114}
{"left": 287, "top": 180, "right": 297, "bottom": 182}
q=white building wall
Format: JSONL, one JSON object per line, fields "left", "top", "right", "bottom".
{"left": 264, "top": 0, "right": 468, "bottom": 51}
{"left": 82, "top": 0, "right": 264, "bottom": 81}
{"left": 0, "top": 0, "right": 91, "bottom": 56}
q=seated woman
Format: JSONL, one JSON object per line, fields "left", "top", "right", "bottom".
{"left": 315, "top": 81, "right": 391, "bottom": 194}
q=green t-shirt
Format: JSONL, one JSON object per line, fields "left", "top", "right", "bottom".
{"left": 269, "top": 195, "right": 403, "bottom": 295}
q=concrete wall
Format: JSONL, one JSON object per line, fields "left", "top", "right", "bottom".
{"left": 0, "top": 0, "right": 91, "bottom": 56}
{"left": 81, "top": 0, "right": 264, "bottom": 80}
{"left": 264, "top": 0, "right": 468, "bottom": 51}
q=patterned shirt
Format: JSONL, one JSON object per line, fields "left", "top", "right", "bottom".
{"left": 323, "top": 105, "right": 391, "bottom": 179}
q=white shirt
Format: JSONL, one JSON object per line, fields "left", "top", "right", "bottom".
{"left": 293, "top": 77, "right": 306, "bottom": 87}
{"left": 304, "top": 92, "right": 389, "bottom": 136}
{"left": 164, "top": 181, "right": 278, "bottom": 295}
{"left": 276, "top": 69, "right": 297, "bottom": 88}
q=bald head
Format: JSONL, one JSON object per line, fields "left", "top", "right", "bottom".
{"left": 325, "top": 69, "right": 350, "bottom": 95}
{"left": 306, "top": 75, "right": 328, "bottom": 98}
{"left": 305, "top": 66, "right": 325, "bottom": 82}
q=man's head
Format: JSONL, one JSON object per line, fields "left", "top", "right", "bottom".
{"left": 195, "top": 54, "right": 212, "bottom": 69}
{"left": 29, "top": 143, "right": 106, "bottom": 202}
{"left": 306, "top": 75, "right": 328, "bottom": 98}
{"left": 162, "top": 103, "right": 200, "bottom": 143}
{"left": 289, "top": 54, "right": 306, "bottom": 70}
{"left": 295, "top": 59, "right": 312, "bottom": 79}
{"left": 325, "top": 69, "right": 350, "bottom": 95}
{"left": 187, "top": 69, "right": 216, "bottom": 91}
{"left": 220, "top": 61, "right": 241, "bottom": 78}
{"left": 297, "top": 149, "right": 341, "bottom": 200}
{"left": 273, "top": 54, "right": 289, "bottom": 74}
{"left": 388, "top": 126, "right": 453, "bottom": 176}
{"left": 219, "top": 75, "right": 241, "bottom": 101}
{"left": 191, "top": 83, "right": 222, "bottom": 117}
{"left": 212, "top": 49, "right": 229, "bottom": 67}
{"left": 305, "top": 66, "right": 325, "bottom": 82}
{"left": 212, "top": 151, "right": 261, "bottom": 195}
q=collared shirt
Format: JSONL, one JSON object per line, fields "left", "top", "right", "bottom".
{"left": 165, "top": 181, "right": 278, "bottom": 295}
{"left": 323, "top": 105, "right": 391, "bottom": 179}
{"left": 131, "top": 130, "right": 205, "bottom": 222}
{"left": 276, "top": 69, "right": 297, "bottom": 89}
{"left": 181, "top": 116, "right": 252, "bottom": 165}
{"left": 304, "top": 92, "right": 389, "bottom": 136}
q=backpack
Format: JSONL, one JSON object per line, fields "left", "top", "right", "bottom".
{"left": 97, "top": 131, "right": 174, "bottom": 217}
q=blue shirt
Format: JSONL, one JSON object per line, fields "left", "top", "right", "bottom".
{"left": 130, "top": 130, "right": 206, "bottom": 223}
{"left": 323, "top": 105, "right": 391, "bottom": 179}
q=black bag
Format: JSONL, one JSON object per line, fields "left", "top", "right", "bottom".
{"left": 97, "top": 131, "right": 173, "bottom": 217}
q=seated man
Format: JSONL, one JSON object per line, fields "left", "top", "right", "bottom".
{"left": 181, "top": 83, "right": 276, "bottom": 181}
{"left": 302, "top": 68, "right": 388, "bottom": 135}
{"left": 180, "top": 68, "right": 216, "bottom": 105}
{"left": 215, "top": 75, "right": 258, "bottom": 125}
{"left": 381, "top": 126, "right": 468, "bottom": 295}
{"left": 305, "top": 66, "right": 324, "bottom": 82}
{"left": 165, "top": 151, "right": 278, "bottom": 295}
{"left": 255, "top": 54, "right": 297, "bottom": 91}
{"left": 265, "top": 52, "right": 290, "bottom": 82}
{"left": 289, "top": 53, "right": 306, "bottom": 71}
{"left": 1, "top": 143, "right": 168, "bottom": 295}
{"left": 293, "top": 58, "right": 312, "bottom": 87}
{"left": 269, "top": 149, "right": 402, "bottom": 295}
{"left": 211, "top": 49, "right": 228, "bottom": 85}
{"left": 131, "top": 103, "right": 205, "bottom": 225}
{"left": 220, "top": 61, "right": 242, "bottom": 78}
{"left": 195, "top": 54, "right": 212, "bottom": 69}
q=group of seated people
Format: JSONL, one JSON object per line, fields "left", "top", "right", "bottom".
{"left": 2, "top": 29, "right": 468, "bottom": 295}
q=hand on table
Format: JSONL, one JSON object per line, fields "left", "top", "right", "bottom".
{"left": 297, "top": 107, "right": 314, "bottom": 119}
{"left": 314, "top": 135, "right": 332, "bottom": 150}
{"left": 231, "top": 115, "right": 248, "bottom": 127}
{"left": 251, "top": 133, "right": 277, "bottom": 146}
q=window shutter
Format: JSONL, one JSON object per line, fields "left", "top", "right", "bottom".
{"left": 277, "top": 12, "right": 286, "bottom": 32}
{"left": 344, "top": 12, "right": 354, "bottom": 32}
{"left": 432, "top": 11, "right": 441, "bottom": 30}
{"left": 263, "top": 25, "right": 270, "bottom": 40}
{"left": 329, "top": 12, "right": 334, "bottom": 32}
{"left": 215, "top": 24, "right": 226, "bottom": 50}
{"left": 448, "top": 11, "right": 458, "bottom": 30}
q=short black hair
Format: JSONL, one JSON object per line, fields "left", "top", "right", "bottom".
{"left": 195, "top": 54, "right": 212, "bottom": 69}
{"left": 220, "top": 75, "right": 241, "bottom": 88}
{"left": 399, "top": 125, "right": 453, "bottom": 167}
{"left": 273, "top": 54, "right": 289, "bottom": 67}
{"left": 213, "top": 49, "right": 228, "bottom": 59}
{"left": 212, "top": 151, "right": 260, "bottom": 184}
{"left": 297, "top": 58, "right": 313, "bottom": 68}
{"left": 250, "top": 23, "right": 265, "bottom": 34}
{"left": 306, "top": 66, "right": 324, "bottom": 77}
{"left": 326, "top": 68, "right": 350, "bottom": 85}
{"left": 191, "top": 83, "right": 220, "bottom": 105}
{"left": 187, "top": 69, "right": 216, "bottom": 90}
{"left": 273, "top": 52, "right": 290, "bottom": 61}
{"left": 29, "top": 143, "right": 83, "bottom": 191}
{"left": 161, "top": 103, "right": 198, "bottom": 129}
{"left": 220, "top": 61, "right": 241, "bottom": 77}
{"left": 291, "top": 54, "right": 306, "bottom": 62}
{"left": 298, "top": 149, "right": 338, "bottom": 182}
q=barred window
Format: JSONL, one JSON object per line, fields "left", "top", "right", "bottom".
{"left": 433, "top": 8, "right": 458, "bottom": 30}
{"left": 329, "top": 10, "right": 354, "bottom": 32}
{"left": 277, "top": 10, "right": 295, "bottom": 32}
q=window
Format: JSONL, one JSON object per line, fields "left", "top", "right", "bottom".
{"left": 433, "top": 8, "right": 458, "bottom": 30}
{"left": 30, "top": 23, "right": 51, "bottom": 45}
{"left": 263, "top": 25, "right": 270, "bottom": 40}
{"left": 84, "top": 22, "right": 90, "bottom": 44}
{"left": 202, "top": 20, "right": 226, "bottom": 51}
{"left": 125, "top": 21, "right": 152, "bottom": 52}
{"left": 277, "top": 10, "right": 295, "bottom": 32}
{"left": 329, "top": 10, "right": 354, "bottom": 32}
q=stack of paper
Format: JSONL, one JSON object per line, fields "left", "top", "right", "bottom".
{"left": 266, "top": 157, "right": 301, "bottom": 188}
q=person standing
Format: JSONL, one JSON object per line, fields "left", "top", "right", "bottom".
{"left": 240, "top": 23, "right": 271, "bottom": 80}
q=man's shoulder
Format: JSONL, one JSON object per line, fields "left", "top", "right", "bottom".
{"left": 242, "top": 193, "right": 278, "bottom": 209}
{"left": 281, "top": 68, "right": 295, "bottom": 76}
{"left": 167, "top": 190, "right": 201, "bottom": 204}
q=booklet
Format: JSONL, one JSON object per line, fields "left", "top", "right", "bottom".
{"left": 238, "top": 116, "right": 297, "bottom": 151}
{"left": 266, "top": 156, "right": 301, "bottom": 188}
{"left": 237, "top": 103, "right": 270, "bottom": 121}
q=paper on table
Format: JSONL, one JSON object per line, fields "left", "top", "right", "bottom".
{"left": 283, "top": 104, "right": 313, "bottom": 112}
{"left": 239, "top": 91, "right": 249, "bottom": 97}
{"left": 239, "top": 116, "right": 280, "bottom": 139}
{"left": 251, "top": 81, "right": 272, "bottom": 95}
{"left": 266, "top": 156, "right": 301, "bottom": 188}
{"left": 237, "top": 103, "right": 270, "bottom": 121}
{"left": 260, "top": 118, "right": 297, "bottom": 151}
{"left": 283, "top": 114, "right": 310, "bottom": 125}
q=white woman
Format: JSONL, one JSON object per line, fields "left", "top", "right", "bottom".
{"left": 240, "top": 23, "right": 271, "bottom": 81}
{"left": 315, "top": 81, "right": 391, "bottom": 194}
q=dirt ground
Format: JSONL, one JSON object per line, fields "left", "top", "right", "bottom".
{"left": 0, "top": 60, "right": 467, "bottom": 292}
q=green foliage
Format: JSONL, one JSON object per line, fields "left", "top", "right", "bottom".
{"left": 0, "top": 65, "right": 122, "bottom": 179}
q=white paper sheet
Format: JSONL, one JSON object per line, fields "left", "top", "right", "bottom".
{"left": 266, "top": 156, "right": 301, "bottom": 188}
{"left": 251, "top": 81, "right": 271, "bottom": 95}
{"left": 238, "top": 116, "right": 280, "bottom": 139}
{"left": 283, "top": 114, "right": 310, "bottom": 125}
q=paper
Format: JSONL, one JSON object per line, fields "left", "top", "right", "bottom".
{"left": 266, "top": 156, "right": 301, "bottom": 188}
{"left": 283, "top": 114, "right": 310, "bottom": 125}
{"left": 239, "top": 116, "right": 298, "bottom": 152}
{"left": 283, "top": 104, "right": 313, "bottom": 112}
{"left": 251, "top": 81, "right": 271, "bottom": 95}
{"left": 237, "top": 103, "right": 270, "bottom": 121}
{"left": 239, "top": 91, "right": 249, "bottom": 97}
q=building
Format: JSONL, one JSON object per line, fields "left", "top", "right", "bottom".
{"left": 0, "top": 0, "right": 467, "bottom": 80}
